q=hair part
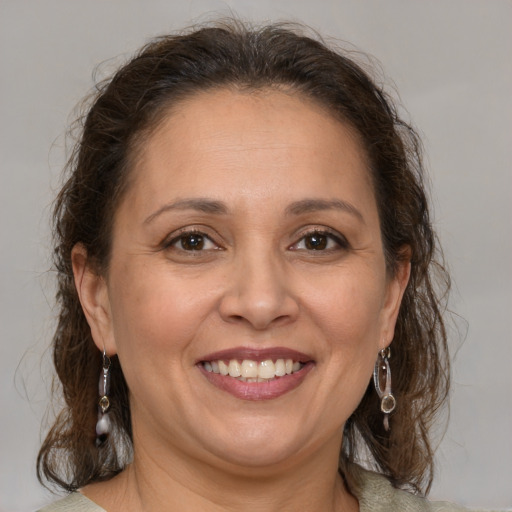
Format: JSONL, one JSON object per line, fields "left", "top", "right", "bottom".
{"left": 38, "top": 19, "right": 450, "bottom": 495}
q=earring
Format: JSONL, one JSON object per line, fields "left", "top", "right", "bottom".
{"left": 373, "top": 346, "right": 396, "bottom": 431}
{"left": 96, "top": 349, "right": 111, "bottom": 444}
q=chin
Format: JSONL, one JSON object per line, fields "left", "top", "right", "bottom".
{"left": 213, "top": 440, "right": 304, "bottom": 471}
{"left": 196, "top": 416, "right": 319, "bottom": 471}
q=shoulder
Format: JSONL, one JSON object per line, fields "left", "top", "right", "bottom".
{"left": 37, "top": 492, "right": 106, "bottom": 512}
{"left": 346, "top": 464, "right": 481, "bottom": 512}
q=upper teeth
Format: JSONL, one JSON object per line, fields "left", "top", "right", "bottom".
{"left": 203, "top": 358, "right": 302, "bottom": 381}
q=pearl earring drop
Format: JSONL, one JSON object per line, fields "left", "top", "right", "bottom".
{"left": 96, "top": 349, "right": 111, "bottom": 444}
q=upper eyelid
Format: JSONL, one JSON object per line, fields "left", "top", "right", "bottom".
{"left": 298, "top": 227, "right": 340, "bottom": 236}
{"left": 294, "top": 227, "right": 348, "bottom": 242}
{"left": 163, "top": 225, "right": 219, "bottom": 243}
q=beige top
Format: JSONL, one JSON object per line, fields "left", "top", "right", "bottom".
{"left": 37, "top": 465, "right": 485, "bottom": 511}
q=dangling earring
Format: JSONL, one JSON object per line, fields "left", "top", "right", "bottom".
{"left": 373, "top": 346, "right": 396, "bottom": 431}
{"left": 96, "top": 348, "right": 111, "bottom": 444}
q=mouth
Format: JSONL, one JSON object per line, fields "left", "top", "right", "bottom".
{"left": 197, "top": 347, "right": 314, "bottom": 400}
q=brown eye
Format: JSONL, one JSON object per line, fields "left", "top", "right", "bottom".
{"left": 180, "top": 233, "right": 205, "bottom": 250}
{"left": 289, "top": 230, "right": 348, "bottom": 252}
{"left": 304, "top": 234, "right": 328, "bottom": 250}
{"left": 164, "top": 230, "right": 219, "bottom": 253}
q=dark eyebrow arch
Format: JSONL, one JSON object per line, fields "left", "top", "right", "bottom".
{"left": 144, "top": 198, "right": 228, "bottom": 224}
{"left": 285, "top": 199, "right": 364, "bottom": 222}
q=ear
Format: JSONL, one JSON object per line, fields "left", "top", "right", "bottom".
{"left": 71, "top": 243, "right": 117, "bottom": 355}
{"left": 378, "top": 247, "right": 411, "bottom": 350}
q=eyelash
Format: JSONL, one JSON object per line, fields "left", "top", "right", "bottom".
{"left": 163, "top": 230, "right": 219, "bottom": 252}
{"left": 289, "top": 229, "right": 349, "bottom": 252}
{"left": 163, "top": 228, "right": 348, "bottom": 253}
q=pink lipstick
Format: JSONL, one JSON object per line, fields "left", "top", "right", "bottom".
{"left": 197, "top": 347, "right": 314, "bottom": 401}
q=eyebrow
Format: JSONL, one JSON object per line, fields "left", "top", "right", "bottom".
{"left": 144, "top": 198, "right": 228, "bottom": 224}
{"left": 144, "top": 197, "right": 364, "bottom": 224}
{"left": 285, "top": 199, "right": 364, "bottom": 222}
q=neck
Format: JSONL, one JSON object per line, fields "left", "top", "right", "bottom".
{"left": 88, "top": 430, "right": 358, "bottom": 512}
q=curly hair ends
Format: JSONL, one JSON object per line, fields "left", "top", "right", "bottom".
{"left": 38, "top": 19, "right": 450, "bottom": 495}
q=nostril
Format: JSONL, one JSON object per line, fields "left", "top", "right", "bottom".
{"left": 273, "top": 314, "right": 292, "bottom": 325}
{"left": 223, "top": 311, "right": 296, "bottom": 331}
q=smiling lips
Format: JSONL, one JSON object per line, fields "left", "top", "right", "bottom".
{"left": 198, "top": 347, "right": 314, "bottom": 401}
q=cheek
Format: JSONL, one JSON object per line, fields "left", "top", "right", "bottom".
{"left": 303, "top": 266, "right": 387, "bottom": 406}
{"left": 105, "top": 262, "right": 222, "bottom": 423}
{"left": 107, "top": 260, "right": 218, "bottom": 368}
{"left": 307, "top": 267, "right": 387, "bottom": 345}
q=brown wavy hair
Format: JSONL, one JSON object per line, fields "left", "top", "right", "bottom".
{"left": 38, "top": 20, "right": 450, "bottom": 496}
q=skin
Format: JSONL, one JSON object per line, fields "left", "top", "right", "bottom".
{"left": 73, "top": 88, "right": 410, "bottom": 511}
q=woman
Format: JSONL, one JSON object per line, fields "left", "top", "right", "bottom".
{"left": 37, "top": 20, "right": 466, "bottom": 511}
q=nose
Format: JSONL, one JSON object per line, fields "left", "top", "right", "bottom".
{"left": 218, "top": 251, "right": 300, "bottom": 331}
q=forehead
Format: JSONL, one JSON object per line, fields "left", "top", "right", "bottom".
{"left": 123, "top": 88, "right": 376, "bottom": 217}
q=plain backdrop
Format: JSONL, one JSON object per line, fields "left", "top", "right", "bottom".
{"left": 1, "top": 1, "right": 511, "bottom": 510}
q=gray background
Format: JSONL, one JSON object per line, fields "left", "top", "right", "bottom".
{"left": 1, "top": 1, "right": 511, "bottom": 510}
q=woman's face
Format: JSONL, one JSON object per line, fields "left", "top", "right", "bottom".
{"left": 77, "top": 88, "right": 408, "bottom": 473}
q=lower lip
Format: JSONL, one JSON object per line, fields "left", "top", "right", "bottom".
{"left": 198, "top": 362, "right": 314, "bottom": 401}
